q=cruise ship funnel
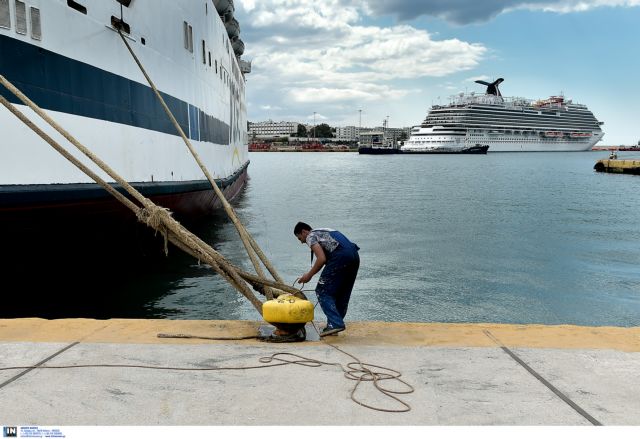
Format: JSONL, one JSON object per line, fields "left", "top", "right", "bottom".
{"left": 475, "top": 78, "right": 504, "bottom": 97}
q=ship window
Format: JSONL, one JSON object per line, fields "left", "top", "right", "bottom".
{"left": 208, "top": 51, "right": 211, "bottom": 66}
{"left": 183, "top": 21, "right": 193, "bottom": 52}
{"left": 141, "top": 37, "right": 146, "bottom": 45}
{"left": 15, "top": 0, "right": 26, "bottom": 34}
{"left": 215, "top": 59, "right": 217, "bottom": 73}
{"left": 115, "top": 0, "right": 132, "bottom": 6}
{"left": 30, "top": 7, "right": 41, "bottom": 40}
{"left": 183, "top": 22, "right": 188, "bottom": 49}
{"left": 202, "top": 40, "right": 206, "bottom": 64}
{"left": 67, "top": 0, "right": 87, "bottom": 15}
{"left": 0, "top": 0, "right": 10, "bottom": 29}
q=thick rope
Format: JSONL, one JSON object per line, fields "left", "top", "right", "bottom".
{"left": 0, "top": 91, "right": 259, "bottom": 309}
{"left": 0, "top": 76, "right": 301, "bottom": 312}
{"left": 117, "top": 30, "right": 282, "bottom": 299}
{"left": 136, "top": 206, "right": 172, "bottom": 255}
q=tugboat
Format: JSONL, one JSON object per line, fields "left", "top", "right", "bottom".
{"left": 358, "top": 131, "right": 400, "bottom": 154}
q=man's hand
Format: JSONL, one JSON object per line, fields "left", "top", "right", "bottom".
{"left": 298, "top": 272, "right": 312, "bottom": 284}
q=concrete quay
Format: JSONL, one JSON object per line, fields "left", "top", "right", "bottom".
{"left": 0, "top": 319, "right": 639, "bottom": 426}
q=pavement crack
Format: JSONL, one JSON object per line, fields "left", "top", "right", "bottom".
{"left": 482, "top": 329, "right": 603, "bottom": 426}
{"left": 0, "top": 341, "right": 80, "bottom": 390}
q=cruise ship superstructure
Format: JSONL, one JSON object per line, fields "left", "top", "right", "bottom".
{"left": 0, "top": 0, "right": 250, "bottom": 218}
{"left": 402, "top": 78, "right": 604, "bottom": 153}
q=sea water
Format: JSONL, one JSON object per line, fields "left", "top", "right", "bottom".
{"left": 4, "top": 151, "right": 640, "bottom": 326}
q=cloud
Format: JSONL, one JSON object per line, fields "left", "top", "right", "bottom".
{"left": 259, "top": 105, "right": 283, "bottom": 111}
{"left": 235, "top": 0, "right": 486, "bottom": 123}
{"left": 364, "top": 0, "right": 640, "bottom": 25}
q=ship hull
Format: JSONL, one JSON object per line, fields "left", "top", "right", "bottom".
{"left": 358, "top": 147, "right": 400, "bottom": 154}
{"left": 401, "top": 145, "right": 489, "bottom": 154}
{"left": 0, "top": 0, "right": 249, "bottom": 218}
{"left": 403, "top": 134, "right": 603, "bottom": 153}
{"left": 0, "top": 162, "right": 248, "bottom": 224}
{"left": 476, "top": 134, "right": 604, "bottom": 152}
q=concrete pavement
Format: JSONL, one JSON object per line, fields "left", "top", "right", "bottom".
{"left": 0, "top": 319, "right": 638, "bottom": 425}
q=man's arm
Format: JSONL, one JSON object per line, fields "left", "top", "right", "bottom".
{"left": 298, "top": 243, "right": 326, "bottom": 284}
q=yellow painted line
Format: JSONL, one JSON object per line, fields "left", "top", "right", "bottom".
{"left": 0, "top": 319, "right": 638, "bottom": 351}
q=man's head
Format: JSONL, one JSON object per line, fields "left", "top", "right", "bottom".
{"left": 294, "top": 222, "right": 312, "bottom": 244}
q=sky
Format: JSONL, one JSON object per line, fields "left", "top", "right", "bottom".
{"left": 234, "top": 0, "right": 640, "bottom": 145}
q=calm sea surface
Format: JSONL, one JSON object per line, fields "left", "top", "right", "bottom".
{"left": 4, "top": 151, "right": 640, "bottom": 326}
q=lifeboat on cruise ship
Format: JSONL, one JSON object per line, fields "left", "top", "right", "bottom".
{"left": 214, "top": 0, "right": 235, "bottom": 21}
{"left": 225, "top": 18, "right": 240, "bottom": 40}
{"left": 232, "top": 38, "right": 245, "bottom": 56}
{"left": 570, "top": 132, "right": 593, "bottom": 138}
{"left": 542, "top": 131, "right": 563, "bottom": 138}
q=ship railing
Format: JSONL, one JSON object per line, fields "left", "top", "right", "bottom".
{"left": 448, "top": 94, "right": 589, "bottom": 111}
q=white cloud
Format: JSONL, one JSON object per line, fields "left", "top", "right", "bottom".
{"left": 364, "top": 0, "right": 640, "bottom": 24}
{"left": 467, "top": 75, "right": 491, "bottom": 82}
{"left": 522, "top": 0, "right": 640, "bottom": 14}
{"left": 237, "top": 0, "right": 486, "bottom": 123}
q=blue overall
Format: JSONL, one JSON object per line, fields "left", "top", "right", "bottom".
{"left": 315, "top": 230, "right": 360, "bottom": 330}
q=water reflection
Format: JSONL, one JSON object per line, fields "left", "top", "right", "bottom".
{"left": 0, "top": 199, "right": 251, "bottom": 320}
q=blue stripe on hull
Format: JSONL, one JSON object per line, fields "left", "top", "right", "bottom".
{"left": 0, "top": 34, "right": 230, "bottom": 144}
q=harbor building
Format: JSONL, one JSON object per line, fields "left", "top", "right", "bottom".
{"left": 249, "top": 120, "right": 298, "bottom": 139}
{"left": 335, "top": 126, "right": 360, "bottom": 142}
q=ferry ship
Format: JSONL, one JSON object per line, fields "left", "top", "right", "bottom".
{"left": 402, "top": 78, "right": 604, "bottom": 153}
{"left": 0, "top": 0, "right": 250, "bottom": 220}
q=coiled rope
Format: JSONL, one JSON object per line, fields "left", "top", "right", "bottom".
{"left": 0, "top": 336, "right": 414, "bottom": 413}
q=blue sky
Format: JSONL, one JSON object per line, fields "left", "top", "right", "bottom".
{"left": 235, "top": 1, "right": 640, "bottom": 145}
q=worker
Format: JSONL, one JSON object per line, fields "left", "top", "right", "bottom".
{"left": 294, "top": 222, "right": 360, "bottom": 336}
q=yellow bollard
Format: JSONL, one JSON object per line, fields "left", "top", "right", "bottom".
{"left": 262, "top": 294, "right": 314, "bottom": 324}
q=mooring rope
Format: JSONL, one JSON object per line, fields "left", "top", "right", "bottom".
{"left": 0, "top": 76, "right": 298, "bottom": 312}
{"left": 117, "top": 29, "right": 281, "bottom": 300}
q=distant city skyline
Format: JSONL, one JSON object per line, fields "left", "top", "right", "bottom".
{"left": 235, "top": 0, "right": 640, "bottom": 145}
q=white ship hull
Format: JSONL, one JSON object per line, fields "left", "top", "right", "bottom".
{"left": 1, "top": 0, "right": 249, "bottom": 215}
{"left": 403, "top": 129, "right": 604, "bottom": 153}
{"left": 481, "top": 137, "right": 603, "bottom": 152}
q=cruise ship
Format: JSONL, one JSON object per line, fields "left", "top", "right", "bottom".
{"left": 402, "top": 78, "right": 604, "bottom": 153}
{"left": 0, "top": 0, "right": 250, "bottom": 220}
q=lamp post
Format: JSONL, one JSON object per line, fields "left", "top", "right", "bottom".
{"left": 313, "top": 111, "right": 316, "bottom": 141}
{"left": 386, "top": 115, "right": 389, "bottom": 147}
{"left": 358, "top": 109, "right": 362, "bottom": 146}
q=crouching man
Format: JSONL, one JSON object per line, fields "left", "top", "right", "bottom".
{"left": 294, "top": 222, "right": 360, "bottom": 336}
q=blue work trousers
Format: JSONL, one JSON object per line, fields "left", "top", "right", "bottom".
{"left": 316, "top": 248, "right": 360, "bottom": 329}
